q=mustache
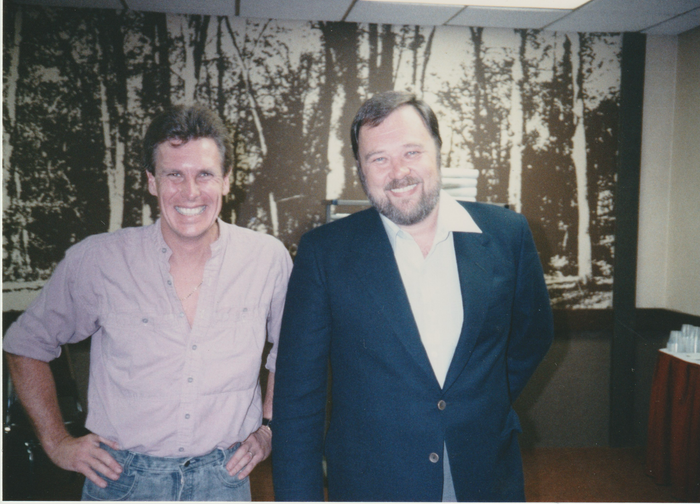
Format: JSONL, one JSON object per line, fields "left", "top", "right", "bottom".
{"left": 384, "top": 176, "right": 421, "bottom": 191}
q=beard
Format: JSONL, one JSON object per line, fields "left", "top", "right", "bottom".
{"left": 364, "top": 174, "right": 441, "bottom": 226}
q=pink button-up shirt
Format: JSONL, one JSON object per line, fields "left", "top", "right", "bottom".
{"left": 4, "top": 219, "right": 292, "bottom": 457}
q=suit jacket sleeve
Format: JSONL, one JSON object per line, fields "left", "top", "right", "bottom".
{"left": 272, "top": 232, "right": 330, "bottom": 501}
{"left": 506, "top": 213, "right": 553, "bottom": 402}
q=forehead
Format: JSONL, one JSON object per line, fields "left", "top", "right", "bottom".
{"left": 358, "top": 106, "right": 432, "bottom": 150}
{"left": 154, "top": 137, "right": 223, "bottom": 171}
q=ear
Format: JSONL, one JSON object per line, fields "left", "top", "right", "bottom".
{"left": 222, "top": 171, "right": 231, "bottom": 196}
{"left": 146, "top": 170, "right": 158, "bottom": 197}
{"left": 356, "top": 161, "right": 367, "bottom": 184}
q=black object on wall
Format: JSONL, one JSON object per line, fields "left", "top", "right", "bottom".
{"left": 610, "top": 32, "right": 646, "bottom": 448}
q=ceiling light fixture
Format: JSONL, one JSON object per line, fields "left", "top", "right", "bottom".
{"left": 363, "top": 0, "right": 592, "bottom": 9}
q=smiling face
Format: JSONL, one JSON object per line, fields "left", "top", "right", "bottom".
{"left": 147, "top": 137, "right": 230, "bottom": 247}
{"left": 357, "top": 105, "right": 441, "bottom": 227}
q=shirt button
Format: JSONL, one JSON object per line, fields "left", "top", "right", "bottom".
{"left": 188, "top": 377, "right": 194, "bottom": 383}
{"left": 179, "top": 312, "right": 185, "bottom": 318}
{"left": 167, "top": 280, "right": 172, "bottom": 285}
{"left": 142, "top": 318, "right": 148, "bottom": 324}
{"left": 429, "top": 452, "right": 440, "bottom": 463}
{"left": 162, "top": 248, "right": 167, "bottom": 253}
{"left": 179, "top": 447, "right": 184, "bottom": 452}
{"left": 437, "top": 400, "right": 446, "bottom": 410}
{"left": 192, "top": 345, "right": 197, "bottom": 351}
{"left": 185, "top": 414, "right": 190, "bottom": 419}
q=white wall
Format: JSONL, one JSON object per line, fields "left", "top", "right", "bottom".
{"left": 637, "top": 28, "right": 700, "bottom": 316}
{"left": 637, "top": 35, "right": 676, "bottom": 310}
{"left": 666, "top": 27, "right": 700, "bottom": 316}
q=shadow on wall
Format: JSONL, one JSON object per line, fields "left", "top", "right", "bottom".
{"left": 515, "top": 310, "right": 613, "bottom": 449}
{"left": 516, "top": 333, "right": 571, "bottom": 449}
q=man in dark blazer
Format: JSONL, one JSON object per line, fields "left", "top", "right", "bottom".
{"left": 272, "top": 91, "right": 553, "bottom": 502}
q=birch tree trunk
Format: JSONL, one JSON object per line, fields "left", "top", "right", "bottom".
{"left": 99, "top": 78, "right": 125, "bottom": 232}
{"left": 225, "top": 18, "right": 268, "bottom": 157}
{"left": 508, "top": 30, "right": 525, "bottom": 213}
{"left": 169, "top": 15, "right": 199, "bottom": 102}
{"left": 326, "top": 87, "right": 347, "bottom": 199}
{"left": 269, "top": 192, "right": 279, "bottom": 236}
{"left": 4, "top": 6, "right": 31, "bottom": 273}
{"left": 419, "top": 27, "right": 436, "bottom": 93}
{"left": 570, "top": 34, "right": 592, "bottom": 281}
{"left": 4, "top": 6, "right": 22, "bottom": 210}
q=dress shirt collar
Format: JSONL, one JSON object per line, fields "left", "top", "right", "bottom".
{"left": 380, "top": 190, "right": 482, "bottom": 249}
{"left": 151, "top": 218, "right": 228, "bottom": 261}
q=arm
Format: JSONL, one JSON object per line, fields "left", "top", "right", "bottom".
{"left": 226, "top": 371, "right": 274, "bottom": 479}
{"left": 226, "top": 242, "right": 291, "bottom": 479}
{"left": 506, "top": 215, "right": 554, "bottom": 402}
{"left": 5, "top": 352, "right": 122, "bottom": 488}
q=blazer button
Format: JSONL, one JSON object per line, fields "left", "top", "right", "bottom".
{"left": 429, "top": 452, "right": 440, "bottom": 463}
{"left": 437, "top": 400, "right": 446, "bottom": 410}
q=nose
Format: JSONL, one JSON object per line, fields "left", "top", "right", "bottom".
{"left": 182, "top": 175, "right": 200, "bottom": 199}
{"left": 390, "top": 158, "right": 411, "bottom": 179}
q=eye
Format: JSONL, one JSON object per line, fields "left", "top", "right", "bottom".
{"left": 197, "top": 171, "right": 218, "bottom": 181}
{"left": 166, "top": 172, "right": 182, "bottom": 178}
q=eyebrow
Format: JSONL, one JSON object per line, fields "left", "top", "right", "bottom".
{"left": 363, "top": 149, "right": 385, "bottom": 163}
{"left": 363, "top": 142, "right": 424, "bottom": 162}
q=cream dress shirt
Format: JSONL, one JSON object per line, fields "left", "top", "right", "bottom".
{"left": 380, "top": 191, "right": 482, "bottom": 387}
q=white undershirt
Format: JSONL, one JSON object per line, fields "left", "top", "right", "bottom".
{"left": 381, "top": 191, "right": 482, "bottom": 387}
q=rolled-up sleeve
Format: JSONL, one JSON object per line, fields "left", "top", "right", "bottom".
{"left": 264, "top": 242, "right": 293, "bottom": 373}
{"left": 4, "top": 242, "right": 99, "bottom": 362}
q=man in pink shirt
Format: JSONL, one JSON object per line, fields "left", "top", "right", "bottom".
{"left": 4, "top": 105, "right": 292, "bottom": 500}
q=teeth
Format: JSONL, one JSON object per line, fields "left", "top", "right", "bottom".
{"left": 390, "top": 184, "right": 417, "bottom": 194}
{"left": 176, "top": 206, "right": 206, "bottom": 216}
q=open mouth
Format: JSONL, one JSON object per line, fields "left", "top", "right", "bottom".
{"left": 175, "top": 206, "right": 206, "bottom": 216}
{"left": 389, "top": 184, "right": 417, "bottom": 194}
{"left": 386, "top": 176, "right": 421, "bottom": 195}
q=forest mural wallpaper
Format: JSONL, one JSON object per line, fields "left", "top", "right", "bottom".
{"left": 3, "top": 3, "right": 621, "bottom": 311}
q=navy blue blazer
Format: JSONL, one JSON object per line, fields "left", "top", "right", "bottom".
{"left": 272, "top": 202, "right": 553, "bottom": 502}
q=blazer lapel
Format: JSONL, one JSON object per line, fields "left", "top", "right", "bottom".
{"left": 349, "top": 211, "right": 437, "bottom": 384}
{"left": 443, "top": 231, "right": 493, "bottom": 390}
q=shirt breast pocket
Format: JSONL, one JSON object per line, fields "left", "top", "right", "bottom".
{"left": 99, "top": 312, "right": 182, "bottom": 395}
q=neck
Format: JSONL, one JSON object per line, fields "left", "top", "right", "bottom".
{"left": 398, "top": 201, "right": 440, "bottom": 258}
{"left": 161, "top": 220, "right": 219, "bottom": 264}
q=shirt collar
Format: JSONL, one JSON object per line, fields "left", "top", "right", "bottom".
{"left": 151, "top": 217, "right": 227, "bottom": 260}
{"left": 380, "top": 190, "right": 482, "bottom": 249}
{"left": 437, "top": 191, "right": 482, "bottom": 235}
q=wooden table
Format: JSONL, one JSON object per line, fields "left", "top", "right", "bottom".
{"left": 646, "top": 349, "right": 700, "bottom": 502}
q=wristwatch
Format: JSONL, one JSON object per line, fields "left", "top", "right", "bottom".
{"left": 262, "top": 417, "right": 272, "bottom": 432}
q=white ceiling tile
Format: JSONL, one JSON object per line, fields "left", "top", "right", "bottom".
{"left": 546, "top": 0, "right": 700, "bottom": 32}
{"left": 9, "top": 0, "right": 700, "bottom": 33}
{"left": 448, "top": 6, "right": 570, "bottom": 29}
{"left": 643, "top": 7, "right": 700, "bottom": 34}
{"left": 126, "top": 0, "right": 235, "bottom": 16}
{"left": 346, "top": 0, "right": 461, "bottom": 26}
{"left": 240, "top": 0, "right": 352, "bottom": 22}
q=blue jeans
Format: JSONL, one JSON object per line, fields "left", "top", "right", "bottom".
{"left": 82, "top": 444, "right": 251, "bottom": 501}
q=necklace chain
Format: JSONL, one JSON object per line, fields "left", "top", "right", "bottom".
{"left": 180, "top": 281, "right": 203, "bottom": 302}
